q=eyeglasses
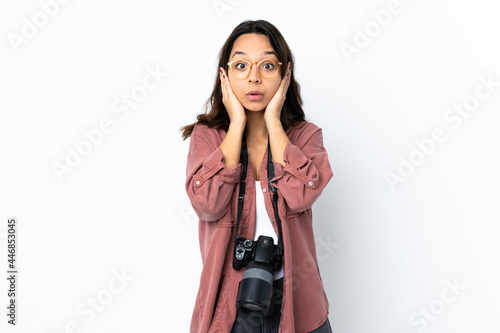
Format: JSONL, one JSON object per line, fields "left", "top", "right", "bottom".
{"left": 227, "top": 59, "right": 283, "bottom": 79}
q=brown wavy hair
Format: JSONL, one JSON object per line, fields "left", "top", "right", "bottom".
{"left": 180, "top": 19, "right": 306, "bottom": 141}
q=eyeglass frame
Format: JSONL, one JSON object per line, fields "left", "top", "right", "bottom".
{"left": 226, "top": 58, "right": 283, "bottom": 79}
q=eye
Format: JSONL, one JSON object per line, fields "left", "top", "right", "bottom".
{"left": 235, "top": 62, "right": 247, "bottom": 70}
{"left": 261, "top": 61, "right": 276, "bottom": 70}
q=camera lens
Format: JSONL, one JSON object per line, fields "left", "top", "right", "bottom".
{"left": 236, "top": 260, "right": 274, "bottom": 316}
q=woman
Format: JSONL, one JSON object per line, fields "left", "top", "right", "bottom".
{"left": 181, "top": 19, "right": 334, "bottom": 333}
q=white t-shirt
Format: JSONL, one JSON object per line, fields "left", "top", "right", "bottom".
{"left": 254, "top": 180, "right": 284, "bottom": 280}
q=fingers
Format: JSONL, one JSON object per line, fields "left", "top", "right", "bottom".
{"left": 281, "top": 62, "right": 291, "bottom": 85}
{"left": 220, "top": 66, "right": 229, "bottom": 84}
{"left": 220, "top": 67, "right": 231, "bottom": 93}
{"left": 220, "top": 67, "right": 228, "bottom": 99}
{"left": 219, "top": 66, "right": 226, "bottom": 79}
{"left": 219, "top": 67, "right": 226, "bottom": 87}
{"left": 285, "top": 62, "right": 291, "bottom": 84}
{"left": 278, "top": 62, "right": 292, "bottom": 97}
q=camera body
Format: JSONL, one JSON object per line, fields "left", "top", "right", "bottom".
{"left": 233, "top": 235, "right": 282, "bottom": 271}
{"left": 233, "top": 235, "right": 283, "bottom": 316}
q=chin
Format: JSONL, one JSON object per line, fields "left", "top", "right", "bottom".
{"left": 245, "top": 107, "right": 264, "bottom": 112}
{"left": 244, "top": 102, "right": 267, "bottom": 112}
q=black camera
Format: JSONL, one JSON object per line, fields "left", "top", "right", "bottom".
{"left": 233, "top": 235, "right": 282, "bottom": 316}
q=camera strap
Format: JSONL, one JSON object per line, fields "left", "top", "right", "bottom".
{"left": 233, "top": 130, "right": 284, "bottom": 260}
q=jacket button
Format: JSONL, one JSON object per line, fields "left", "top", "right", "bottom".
{"left": 195, "top": 180, "right": 200, "bottom": 185}
{"left": 308, "top": 181, "right": 313, "bottom": 186}
{"left": 263, "top": 188, "right": 267, "bottom": 193}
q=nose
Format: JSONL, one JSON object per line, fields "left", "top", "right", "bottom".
{"left": 248, "top": 63, "right": 261, "bottom": 82}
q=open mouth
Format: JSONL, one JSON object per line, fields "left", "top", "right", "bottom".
{"left": 246, "top": 93, "right": 263, "bottom": 101}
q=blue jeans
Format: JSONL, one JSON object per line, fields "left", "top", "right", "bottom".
{"left": 231, "top": 278, "right": 333, "bottom": 333}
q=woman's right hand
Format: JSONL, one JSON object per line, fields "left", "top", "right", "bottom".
{"left": 220, "top": 67, "right": 246, "bottom": 125}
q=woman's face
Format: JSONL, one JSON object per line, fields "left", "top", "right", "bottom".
{"left": 227, "top": 33, "right": 282, "bottom": 112}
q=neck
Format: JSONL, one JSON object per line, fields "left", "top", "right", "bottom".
{"left": 245, "top": 110, "right": 268, "bottom": 143}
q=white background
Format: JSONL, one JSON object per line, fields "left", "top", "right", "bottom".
{"left": 1, "top": 0, "right": 499, "bottom": 332}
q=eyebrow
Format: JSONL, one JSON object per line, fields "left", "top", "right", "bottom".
{"left": 231, "top": 51, "right": 278, "bottom": 59}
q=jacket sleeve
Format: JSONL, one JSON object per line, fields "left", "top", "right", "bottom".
{"left": 270, "top": 124, "right": 333, "bottom": 213}
{"left": 185, "top": 125, "right": 243, "bottom": 222}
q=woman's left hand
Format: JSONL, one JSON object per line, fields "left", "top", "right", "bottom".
{"left": 264, "top": 62, "right": 292, "bottom": 123}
